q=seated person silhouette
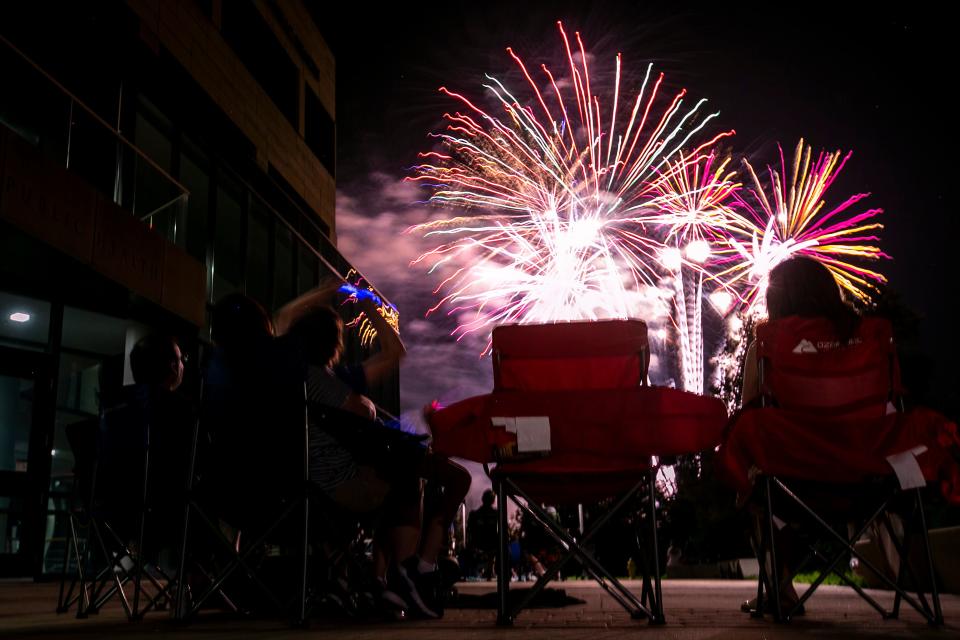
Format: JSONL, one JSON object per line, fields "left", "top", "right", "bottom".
{"left": 96, "top": 335, "right": 192, "bottom": 565}
{"left": 287, "top": 282, "right": 471, "bottom": 619}
{"left": 738, "top": 256, "right": 860, "bottom": 615}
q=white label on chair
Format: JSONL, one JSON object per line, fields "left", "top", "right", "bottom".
{"left": 491, "top": 416, "right": 517, "bottom": 430}
{"left": 885, "top": 446, "right": 928, "bottom": 490}
{"left": 514, "top": 416, "right": 552, "bottom": 453}
{"left": 792, "top": 339, "right": 818, "bottom": 354}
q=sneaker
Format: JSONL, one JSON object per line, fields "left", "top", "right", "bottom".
{"left": 390, "top": 557, "right": 442, "bottom": 619}
{"left": 325, "top": 576, "right": 360, "bottom": 617}
{"left": 370, "top": 578, "right": 408, "bottom": 622}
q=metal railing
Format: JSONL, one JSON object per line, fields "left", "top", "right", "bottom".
{"left": 2, "top": 32, "right": 394, "bottom": 311}
{"left": 1, "top": 34, "right": 188, "bottom": 242}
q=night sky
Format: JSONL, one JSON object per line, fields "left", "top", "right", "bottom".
{"left": 322, "top": 2, "right": 957, "bottom": 424}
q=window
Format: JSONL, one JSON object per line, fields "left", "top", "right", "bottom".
{"left": 246, "top": 198, "right": 271, "bottom": 307}
{"left": 273, "top": 225, "right": 294, "bottom": 308}
{"left": 221, "top": 1, "right": 299, "bottom": 130}
{"left": 298, "top": 244, "right": 318, "bottom": 295}
{"left": 267, "top": 164, "right": 331, "bottom": 238}
{"left": 179, "top": 141, "right": 210, "bottom": 262}
{"left": 212, "top": 177, "right": 244, "bottom": 301}
{"left": 304, "top": 86, "right": 335, "bottom": 177}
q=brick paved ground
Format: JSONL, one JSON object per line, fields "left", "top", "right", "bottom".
{"left": 3, "top": 579, "right": 957, "bottom": 639}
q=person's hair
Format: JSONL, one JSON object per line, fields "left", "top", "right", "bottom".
{"left": 766, "top": 257, "right": 860, "bottom": 342}
{"left": 130, "top": 335, "right": 179, "bottom": 386}
{"left": 287, "top": 305, "right": 344, "bottom": 367}
{"left": 211, "top": 293, "right": 274, "bottom": 350}
{"left": 481, "top": 489, "right": 495, "bottom": 506}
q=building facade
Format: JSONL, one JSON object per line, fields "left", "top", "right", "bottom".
{"left": 0, "top": 0, "right": 397, "bottom": 578}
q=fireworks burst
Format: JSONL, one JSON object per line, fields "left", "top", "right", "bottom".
{"left": 642, "top": 153, "right": 746, "bottom": 392}
{"left": 712, "top": 139, "right": 889, "bottom": 311}
{"left": 406, "top": 25, "right": 890, "bottom": 396}
{"left": 645, "top": 153, "right": 747, "bottom": 245}
{"left": 408, "top": 22, "right": 733, "bottom": 345}
{"left": 706, "top": 139, "right": 891, "bottom": 399}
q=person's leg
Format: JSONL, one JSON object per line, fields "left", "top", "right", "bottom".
{"left": 415, "top": 455, "right": 471, "bottom": 566}
{"left": 386, "top": 455, "right": 470, "bottom": 618}
{"left": 377, "top": 476, "right": 422, "bottom": 577}
{"left": 330, "top": 466, "right": 390, "bottom": 513}
{"left": 329, "top": 465, "right": 397, "bottom": 584}
{"left": 743, "top": 511, "right": 803, "bottom": 614}
{"left": 325, "top": 465, "right": 390, "bottom": 597}
{"left": 365, "top": 475, "right": 426, "bottom": 616}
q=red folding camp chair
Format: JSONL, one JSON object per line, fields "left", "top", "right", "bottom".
{"left": 725, "top": 316, "right": 946, "bottom": 624}
{"left": 429, "top": 320, "right": 727, "bottom": 626}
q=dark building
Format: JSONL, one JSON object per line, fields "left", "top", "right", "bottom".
{"left": 0, "top": 0, "right": 398, "bottom": 578}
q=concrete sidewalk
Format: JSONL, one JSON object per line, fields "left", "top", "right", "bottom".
{"left": 2, "top": 579, "right": 957, "bottom": 639}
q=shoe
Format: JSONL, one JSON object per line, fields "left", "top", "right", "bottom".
{"left": 370, "top": 578, "right": 408, "bottom": 622}
{"left": 740, "top": 595, "right": 805, "bottom": 616}
{"left": 325, "top": 576, "right": 360, "bottom": 617}
{"left": 390, "top": 557, "right": 442, "bottom": 619}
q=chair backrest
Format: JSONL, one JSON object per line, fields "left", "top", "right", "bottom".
{"left": 64, "top": 416, "right": 100, "bottom": 509}
{"left": 491, "top": 319, "right": 649, "bottom": 391}
{"left": 756, "top": 315, "right": 900, "bottom": 419}
{"left": 198, "top": 341, "right": 309, "bottom": 528}
{"left": 96, "top": 385, "right": 151, "bottom": 491}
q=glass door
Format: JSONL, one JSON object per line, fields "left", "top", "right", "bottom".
{"left": 0, "top": 346, "right": 53, "bottom": 577}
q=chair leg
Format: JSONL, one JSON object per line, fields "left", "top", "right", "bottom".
{"left": 770, "top": 478, "right": 939, "bottom": 623}
{"left": 749, "top": 509, "right": 767, "bottom": 619}
{"left": 637, "top": 545, "right": 652, "bottom": 618}
{"left": 505, "top": 479, "right": 650, "bottom": 620}
{"left": 57, "top": 514, "right": 77, "bottom": 614}
{"left": 187, "top": 500, "right": 296, "bottom": 617}
{"left": 89, "top": 520, "right": 133, "bottom": 618}
{"left": 914, "top": 489, "right": 944, "bottom": 626}
{"left": 496, "top": 479, "right": 511, "bottom": 627}
{"left": 293, "top": 494, "right": 310, "bottom": 628}
{"left": 74, "top": 520, "right": 94, "bottom": 619}
{"left": 174, "top": 499, "right": 193, "bottom": 622}
{"left": 131, "top": 510, "right": 149, "bottom": 621}
{"left": 886, "top": 511, "right": 908, "bottom": 620}
{"left": 647, "top": 466, "right": 664, "bottom": 624}
{"left": 763, "top": 477, "right": 783, "bottom": 622}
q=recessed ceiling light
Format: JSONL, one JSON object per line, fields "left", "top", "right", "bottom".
{"left": 9, "top": 312, "right": 31, "bottom": 323}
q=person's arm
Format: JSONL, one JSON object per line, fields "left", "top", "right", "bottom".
{"left": 273, "top": 277, "right": 343, "bottom": 335}
{"left": 343, "top": 392, "right": 376, "bottom": 420}
{"left": 307, "top": 364, "right": 376, "bottom": 420}
{"left": 355, "top": 296, "right": 406, "bottom": 386}
{"left": 740, "top": 340, "right": 760, "bottom": 407}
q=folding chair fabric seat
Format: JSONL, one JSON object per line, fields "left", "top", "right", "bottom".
{"left": 718, "top": 316, "right": 960, "bottom": 503}
{"left": 433, "top": 387, "right": 726, "bottom": 503}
